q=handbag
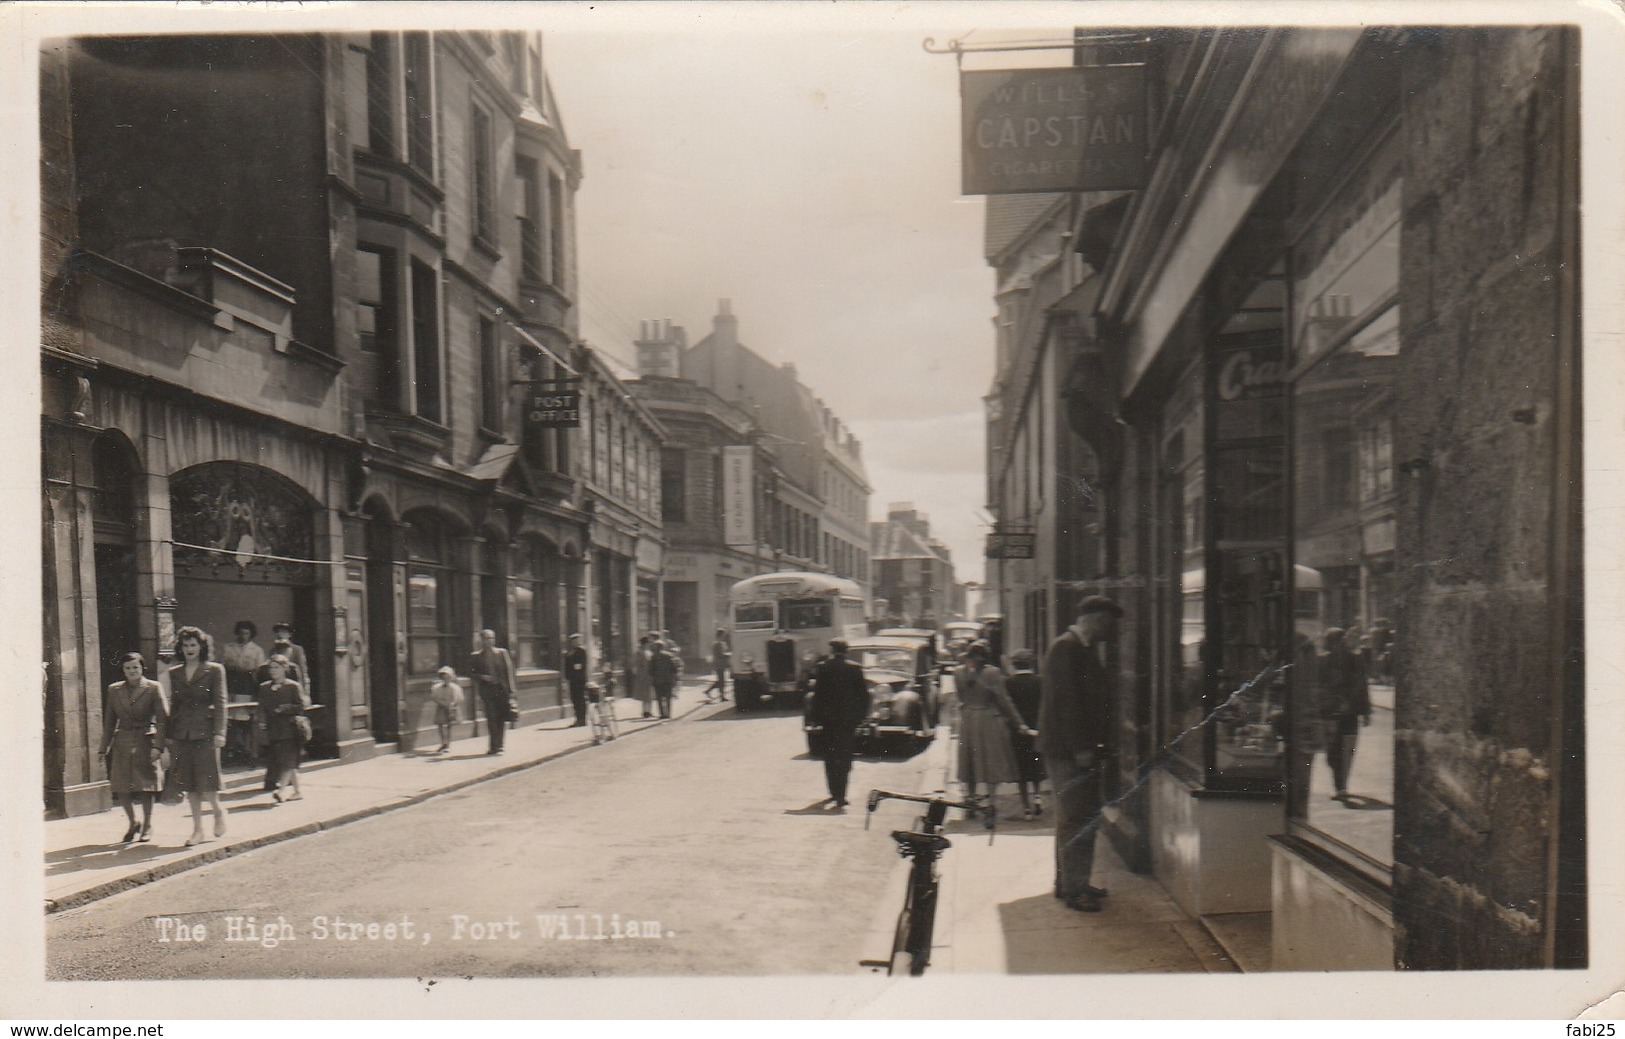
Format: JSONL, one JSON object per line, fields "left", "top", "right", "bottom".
{"left": 294, "top": 714, "right": 313, "bottom": 744}
{"left": 159, "top": 757, "right": 185, "bottom": 805}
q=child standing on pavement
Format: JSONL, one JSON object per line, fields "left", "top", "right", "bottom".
{"left": 429, "top": 666, "right": 465, "bottom": 754}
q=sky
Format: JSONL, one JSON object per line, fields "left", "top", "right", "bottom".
{"left": 540, "top": 12, "right": 1035, "bottom": 586}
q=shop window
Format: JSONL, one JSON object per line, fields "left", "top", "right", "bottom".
{"left": 1288, "top": 130, "right": 1400, "bottom": 866}
{"left": 509, "top": 539, "right": 557, "bottom": 670}
{"left": 1290, "top": 308, "right": 1399, "bottom": 864}
{"left": 404, "top": 514, "right": 458, "bottom": 676}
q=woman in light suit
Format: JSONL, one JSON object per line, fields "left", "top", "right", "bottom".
{"left": 165, "top": 626, "right": 229, "bottom": 846}
{"left": 101, "top": 651, "right": 168, "bottom": 844}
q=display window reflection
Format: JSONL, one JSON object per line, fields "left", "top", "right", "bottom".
{"left": 1290, "top": 307, "right": 1398, "bottom": 866}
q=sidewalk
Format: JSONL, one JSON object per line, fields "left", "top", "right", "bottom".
{"left": 44, "top": 680, "right": 718, "bottom": 913}
{"left": 862, "top": 733, "right": 1239, "bottom": 975}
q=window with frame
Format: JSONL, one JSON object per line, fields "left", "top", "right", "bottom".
{"left": 404, "top": 513, "right": 458, "bottom": 676}
{"left": 661, "top": 448, "right": 687, "bottom": 523}
{"left": 471, "top": 105, "right": 496, "bottom": 248}
{"left": 516, "top": 156, "right": 543, "bottom": 282}
{"left": 409, "top": 259, "right": 442, "bottom": 423}
{"left": 356, "top": 245, "right": 400, "bottom": 412}
{"left": 1288, "top": 126, "right": 1401, "bottom": 868}
{"left": 547, "top": 170, "right": 566, "bottom": 287}
{"left": 403, "top": 32, "right": 434, "bottom": 175}
{"left": 479, "top": 316, "right": 503, "bottom": 433}
{"left": 509, "top": 540, "right": 558, "bottom": 670}
{"left": 365, "top": 33, "right": 396, "bottom": 156}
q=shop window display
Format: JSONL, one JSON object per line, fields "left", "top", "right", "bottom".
{"left": 1287, "top": 132, "right": 1400, "bottom": 864}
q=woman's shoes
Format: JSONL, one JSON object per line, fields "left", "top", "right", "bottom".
{"left": 213, "top": 813, "right": 227, "bottom": 838}
{"left": 120, "top": 824, "right": 139, "bottom": 844}
{"left": 138, "top": 823, "right": 152, "bottom": 843}
{"left": 184, "top": 832, "right": 206, "bottom": 847}
{"left": 271, "top": 791, "right": 284, "bottom": 804}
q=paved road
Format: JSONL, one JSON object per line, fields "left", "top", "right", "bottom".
{"left": 47, "top": 706, "right": 935, "bottom": 979}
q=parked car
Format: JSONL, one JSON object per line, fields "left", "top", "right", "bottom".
{"left": 804, "top": 635, "right": 939, "bottom": 757}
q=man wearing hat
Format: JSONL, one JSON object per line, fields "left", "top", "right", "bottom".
{"left": 563, "top": 633, "right": 589, "bottom": 727}
{"left": 1039, "top": 594, "right": 1124, "bottom": 912}
{"left": 470, "top": 629, "right": 518, "bottom": 755}
{"left": 806, "top": 639, "right": 870, "bottom": 809}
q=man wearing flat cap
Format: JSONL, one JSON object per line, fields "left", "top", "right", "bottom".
{"left": 807, "top": 639, "right": 869, "bottom": 809}
{"left": 1039, "top": 594, "right": 1124, "bottom": 912}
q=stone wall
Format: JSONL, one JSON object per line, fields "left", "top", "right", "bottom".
{"left": 1391, "top": 26, "right": 1579, "bottom": 969}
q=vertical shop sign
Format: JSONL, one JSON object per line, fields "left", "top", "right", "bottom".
{"left": 961, "top": 66, "right": 1147, "bottom": 194}
{"left": 722, "top": 446, "right": 755, "bottom": 548}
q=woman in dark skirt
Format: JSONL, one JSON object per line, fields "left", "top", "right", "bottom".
{"left": 1005, "top": 649, "right": 1048, "bottom": 820}
{"left": 165, "top": 626, "right": 229, "bottom": 846}
{"left": 258, "top": 654, "right": 308, "bottom": 803}
{"left": 100, "top": 651, "right": 168, "bottom": 843}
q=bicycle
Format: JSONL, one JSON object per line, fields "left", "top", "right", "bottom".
{"left": 587, "top": 666, "right": 620, "bottom": 745}
{"left": 865, "top": 789, "right": 995, "bottom": 976}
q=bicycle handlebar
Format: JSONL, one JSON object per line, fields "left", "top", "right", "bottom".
{"left": 866, "top": 789, "right": 979, "bottom": 814}
{"left": 865, "top": 788, "right": 997, "bottom": 844}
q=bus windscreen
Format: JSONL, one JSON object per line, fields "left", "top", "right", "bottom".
{"left": 781, "top": 599, "right": 833, "bottom": 630}
{"left": 734, "top": 602, "right": 776, "bottom": 629}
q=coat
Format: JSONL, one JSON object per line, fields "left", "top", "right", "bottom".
{"left": 564, "top": 645, "right": 588, "bottom": 691}
{"left": 102, "top": 677, "right": 168, "bottom": 794}
{"left": 649, "top": 650, "right": 679, "bottom": 691}
{"left": 166, "top": 661, "right": 228, "bottom": 742}
{"left": 808, "top": 655, "right": 869, "bottom": 746}
{"left": 1037, "top": 629, "right": 1112, "bottom": 762}
{"left": 955, "top": 662, "right": 1026, "bottom": 785}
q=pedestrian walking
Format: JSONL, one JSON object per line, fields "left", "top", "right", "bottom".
{"left": 428, "top": 665, "right": 464, "bottom": 753}
{"left": 1005, "top": 648, "right": 1047, "bottom": 819}
{"left": 633, "top": 632, "right": 657, "bottom": 718}
{"left": 470, "top": 629, "right": 517, "bottom": 755}
{"left": 165, "top": 626, "right": 229, "bottom": 847}
{"left": 101, "top": 651, "right": 168, "bottom": 844}
{"left": 649, "top": 641, "right": 679, "bottom": 719}
{"left": 1318, "top": 627, "right": 1371, "bottom": 802}
{"left": 258, "top": 654, "right": 308, "bottom": 804}
{"left": 221, "top": 620, "right": 266, "bottom": 761}
{"left": 564, "top": 632, "right": 589, "bottom": 727}
{"left": 703, "top": 629, "right": 731, "bottom": 703}
{"left": 806, "top": 639, "right": 869, "bottom": 809}
{"left": 257, "top": 625, "right": 311, "bottom": 792}
{"left": 1038, "top": 595, "right": 1123, "bottom": 913}
{"left": 955, "top": 641, "right": 1034, "bottom": 814}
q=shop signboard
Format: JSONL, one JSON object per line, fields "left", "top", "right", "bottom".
{"left": 961, "top": 66, "right": 1148, "bottom": 194}
{"left": 526, "top": 388, "right": 580, "bottom": 428}
{"left": 722, "top": 446, "right": 755, "bottom": 548}
{"left": 986, "top": 531, "right": 1037, "bottom": 559}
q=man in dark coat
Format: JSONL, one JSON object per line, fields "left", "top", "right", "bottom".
{"left": 1038, "top": 594, "right": 1123, "bottom": 913}
{"left": 807, "top": 639, "right": 870, "bottom": 809}
{"left": 563, "top": 633, "right": 589, "bottom": 727}
{"left": 1318, "top": 627, "right": 1371, "bottom": 801}
{"left": 649, "top": 641, "right": 679, "bottom": 719}
{"left": 470, "top": 629, "right": 517, "bottom": 755}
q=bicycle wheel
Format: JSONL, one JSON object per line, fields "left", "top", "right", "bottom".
{"left": 888, "top": 858, "right": 937, "bottom": 976}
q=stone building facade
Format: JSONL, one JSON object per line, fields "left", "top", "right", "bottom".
{"left": 985, "top": 26, "right": 1583, "bottom": 969}
{"left": 40, "top": 30, "right": 661, "bottom": 816}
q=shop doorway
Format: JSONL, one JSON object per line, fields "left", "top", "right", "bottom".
{"left": 91, "top": 434, "right": 141, "bottom": 676}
